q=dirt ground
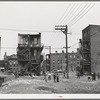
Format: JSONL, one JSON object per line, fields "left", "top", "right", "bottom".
{"left": 0, "top": 72, "right": 100, "bottom": 94}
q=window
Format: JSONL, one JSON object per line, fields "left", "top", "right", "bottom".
{"left": 70, "top": 55, "right": 72, "bottom": 58}
{"left": 53, "top": 60, "right": 55, "bottom": 64}
{"left": 34, "top": 38, "right": 38, "bottom": 44}
{"left": 58, "top": 60, "right": 59, "bottom": 64}
{"left": 60, "top": 60, "right": 62, "bottom": 64}
{"left": 13, "top": 62, "right": 15, "bottom": 67}
{"left": 84, "top": 33, "right": 86, "bottom": 37}
{"left": 23, "top": 37, "right": 28, "bottom": 44}
{"left": 10, "top": 62, "right": 12, "bottom": 67}
{"left": 53, "top": 66, "right": 55, "bottom": 69}
{"left": 74, "top": 55, "right": 76, "bottom": 58}
{"left": 58, "top": 66, "right": 59, "bottom": 70}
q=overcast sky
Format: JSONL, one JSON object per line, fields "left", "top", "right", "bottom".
{"left": 0, "top": 1, "right": 100, "bottom": 59}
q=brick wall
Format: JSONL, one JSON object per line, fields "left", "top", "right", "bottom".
{"left": 90, "top": 25, "right": 100, "bottom": 73}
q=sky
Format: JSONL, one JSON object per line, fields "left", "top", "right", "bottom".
{"left": 0, "top": 1, "right": 100, "bottom": 59}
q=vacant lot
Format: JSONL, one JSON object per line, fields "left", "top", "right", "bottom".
{"left": 0, "top": 72, "right": 100, "bottom": 94}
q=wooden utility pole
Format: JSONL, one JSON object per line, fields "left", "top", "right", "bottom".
{"left": 55, "top": 25, "right": 69, "bottom": 79}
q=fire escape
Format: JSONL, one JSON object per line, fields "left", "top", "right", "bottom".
{"left": 17, "top": 33, "right": 44, "bottom": 76}
{"left": 82, "top": 31, "right": 91, "bottom": 74}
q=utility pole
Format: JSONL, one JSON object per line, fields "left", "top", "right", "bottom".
{"left": 55, "top": 25, "right": 70, "bottom": 79}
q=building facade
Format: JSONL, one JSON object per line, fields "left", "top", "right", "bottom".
{"left": 82, "top": 25, "right": 100, "bottom": 74}
{"left": 0, "top": 60, "right": 8, "bottom": 72}
{"left": 4, "top": 53, "right": 18, "bottom": 73}
{"left": 17, "top": 33, "right": 43, "bottom": 75}
{"left": 46, "top": 51, "right": 77, "bottom": 73}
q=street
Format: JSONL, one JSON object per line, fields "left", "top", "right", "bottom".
{"left": 0, "top": 72, "right": 100, "bottom": 94}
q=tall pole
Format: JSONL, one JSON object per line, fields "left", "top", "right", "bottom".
{"left": 55, "top": 25, "right": 69, "bottom": 79}
{"left": 65, "top": 25, "right": 69, "bottom": 79}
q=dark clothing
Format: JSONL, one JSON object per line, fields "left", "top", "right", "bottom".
{"left": 57, "top": 74, "right": 59, "bottom": 82}
{"left": 53, "top": 74, "right": 56, "bottom": 82}
{"left": 63, "top": 72, "right": 66, "bottom": 78}
{"left": 77, "top": 72, "right": 80, "bottom": 79}
{"left": 97, "top": 73, "right": 100, "bottom": 79}
{"left": 92, "top": 73, "right": 96, "bottom": 81}
{"left": 48, "top": 75, "right": 51, "bottom": 80}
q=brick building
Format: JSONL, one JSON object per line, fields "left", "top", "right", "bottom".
{"left": 4, "top": 52, "right": 18, "bottom": 73}
{"left": 0, "top": 60, "right": 8, "bottom": 72}
{"left": 46, "top": 51, "right": 77, "bottom": 73}
{"left": 82, "top": 25, "right": 100, "bottom": 74}
{"left": 17, "top": 33, "right": 43, "bottom": 75}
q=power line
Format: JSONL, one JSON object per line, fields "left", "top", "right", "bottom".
{"left": 69, "top": 42, "right": 79, "bottom": 47}
{"left": 0, "top": 27, "right": 62, "bottom": 33}
{"left": 1, "top": 47, "right": 17, "bottom": 49}
{"left": 59, "top": 3, "right": 78, "bottom": 24}
{"left": 68, "top": 3, "right": 91, "bottom": 26}
{"left": 69, "top": 3, "right": 95, "bottom": 27}
{"left": 56, "top": 4, "right": 71, "bottom": 24}
{"left": 64, "top": 4, "right": 84, "bottom": 25}
{"left": 0, "top": 41, "right": 79, "bottom": 50}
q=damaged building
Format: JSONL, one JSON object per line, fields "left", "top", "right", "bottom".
{"left": 17, "top": 33, "right": 44, "bottom": 75}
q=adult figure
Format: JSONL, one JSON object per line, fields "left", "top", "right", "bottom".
{"left": 77, "top": 71, "right": 80, "bottom": 79}
{"left": 53, "top": 73, "right": 56, "bottom": 82}
{"left": 93, "top": 72, "right": 96, "bottom": 81}
{"left": 63, "top": 72, "right": 66, "bottom": 78}
{"left": 57, "top": 73, "right": 59, "bottom": 82}
{"left": 48, "top": 74, "right": 51, "bottom": 81}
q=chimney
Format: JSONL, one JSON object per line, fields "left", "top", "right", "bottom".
{"left": 55, "top": 51, "right": 57, "bottom": 53}
{"left": 62, "top": 50, "right": 64, "bottom": 53}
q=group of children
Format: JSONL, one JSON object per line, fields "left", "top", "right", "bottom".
{"left": 43, "top": 72, "right": 59, "bottom": 83}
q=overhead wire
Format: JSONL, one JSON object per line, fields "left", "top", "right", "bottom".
{"left": 64, "top": 3, "right": 83, "bottom": 25}
{"left": 68, "top": 3, "right": 95, "bottom": 27}
{"left": 1, "top": 42, "right": 79, "bottom": 50}
{"left": 59, "top": 3, "right": 78, "bottom": 25}
{"left": 52, "top": 4, "right": 73, "bottom": 47}
{"left": 55, "top": 3, "right": 95, "bottom": 52}
{"left": 69, "top": 42, "right": 79, "bottom": 47}
{"left": 56, "top": 4, "right": 71, "bottom": 24}
{"left": 53, "top": 3, "right": 87, "bottom": 51}
{"left": 51, "top": 3, "right": 77, "bottom": 47}
{"left": 1, "top": 3, "right": 93, "bottom": 53}
{"left": 56, "top": 3, "right": 71, "bottom": 25}
{"left": 0, "top": 27, "right": 62, "bottom": 33}
{"left": 68, "top": 3, "right": 91, "bottom": 26}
